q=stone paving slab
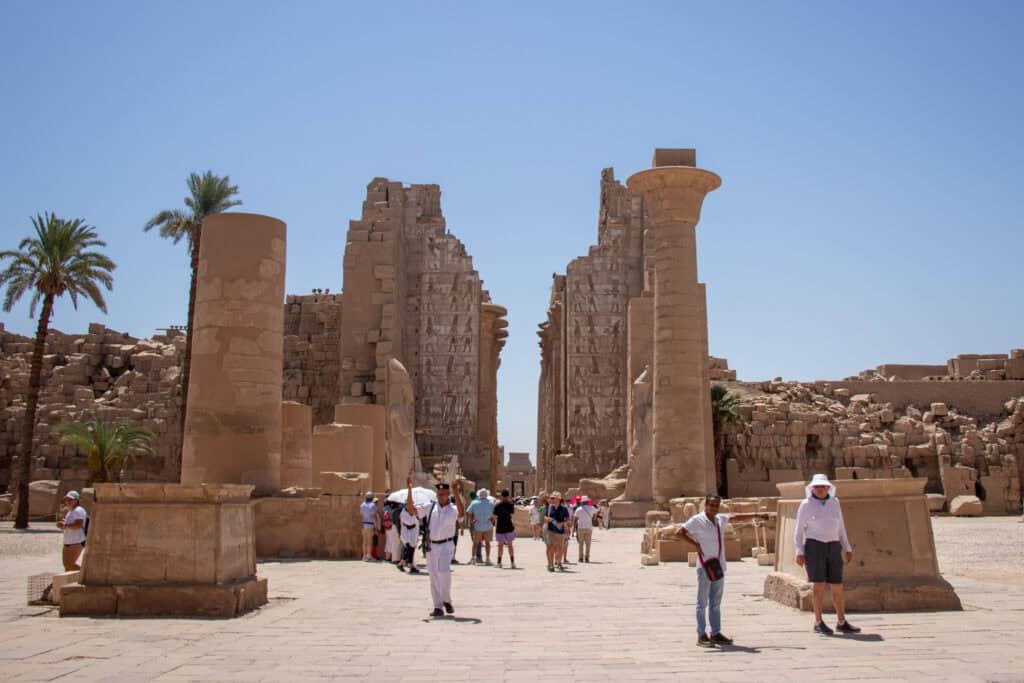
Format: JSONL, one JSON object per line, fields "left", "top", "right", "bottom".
{"left": 0, "top": 518, "right": 1021, "bottom": 681}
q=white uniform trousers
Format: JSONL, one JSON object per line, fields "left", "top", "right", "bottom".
{"left": 427, "top": 540, "right": 455, "bottom": 608}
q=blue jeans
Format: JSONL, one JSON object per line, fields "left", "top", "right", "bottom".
{"left": 696, "top": 568, "right": 724, "bottom": 635}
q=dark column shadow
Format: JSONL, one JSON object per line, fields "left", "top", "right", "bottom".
{"left": 836, "top": 632, "right": 884, "bottom": 642}
{"left": 709, "top": 644, "right": 762, "bottom": 654}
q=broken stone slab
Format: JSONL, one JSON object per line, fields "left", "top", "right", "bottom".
{"left": 949, "top": 495, "right": 983, "bottom": 516}
{"left": 319, "top": 471, "right": 370, "bottom": 496}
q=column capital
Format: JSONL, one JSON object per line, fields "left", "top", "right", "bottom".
{"left": 627, "top": 166, "right": 721, "bottom": 225}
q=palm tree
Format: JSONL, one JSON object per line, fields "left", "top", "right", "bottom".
{"left": 711, "top": 384, "right": 744, "bottom": 497}
{"left": 0, "top": 214, "right": 115, "bottom": 529}
{"left": 144, "top": 171, "right": 240, "bottom": 479}
{"left": 55, "top": 416, "right": 154, "bottom": 484}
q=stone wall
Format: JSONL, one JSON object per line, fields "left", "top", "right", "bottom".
{"left": 0, "top": 323, "right": 183, "bottom": 492}
{"left": 282, "top": 293, "right": 343, "bottom": 425}
{"left": 722, "top": 381, "right": 1022, "bottom": 514}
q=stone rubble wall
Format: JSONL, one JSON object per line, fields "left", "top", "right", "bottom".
{"left": 0, "top": 322, "right": 183, "bottom": 492}
{"left": 283, "top": 293, "right": 343, "bottom": 425}
{"left": 722, "top": 380, "right": 1022, "bottom": 515}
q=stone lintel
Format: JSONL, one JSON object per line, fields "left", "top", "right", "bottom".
{"left": 763, "top": 572, "right": 961, "bottom": 612}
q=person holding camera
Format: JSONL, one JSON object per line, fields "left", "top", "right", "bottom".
{"left": 675, "top": 493, "right": 769, "bottom": 647}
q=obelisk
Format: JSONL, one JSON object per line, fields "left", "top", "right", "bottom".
{"left": 627, "top": 149, "right": 720, "bottom": 502}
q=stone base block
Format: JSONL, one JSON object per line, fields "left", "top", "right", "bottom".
{"left": 609, "top": 500, "right": 657, "bottom": 527}
{"left": 763, "top": 572, "right": 962, "bottom": 612}
{"left": 51, "top": 571, "right": 81, "bottom": 603}
{"left": 757, "top": 553, "right": 776, "bottom": 566}
{"left": 60, "top": 577, "right": 268, "bottom": 618}
{"left": 656, "top": 540, "right": 689, "bottom": 562}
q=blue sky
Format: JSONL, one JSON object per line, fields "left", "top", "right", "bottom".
{"left": 2, "top": 1, "right": 1022, "bottom": 459}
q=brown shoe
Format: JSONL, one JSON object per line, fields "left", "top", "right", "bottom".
{"left": 696, "top": 634, "right": 715, "bottom": 648}
{"left": 710, "top": 633, "right": 733, "bottom": 645}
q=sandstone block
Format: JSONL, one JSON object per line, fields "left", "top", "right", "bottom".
{"left": 926, "top": 493, "right": 946, "bottom": 512}
{"left": 757, "top": 553, "right": 776, "bottom": 566}
{"left": 931, "top": 402, "right": 949, "bottom": 417}
{"left": 657, "top": 539, "right": 689, "bottom": 562}
{"left": 950, "top": 495, "right": 983, "bottom": 516}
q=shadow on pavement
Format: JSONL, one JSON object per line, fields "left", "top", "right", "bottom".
{"left": 836, "top": 632, "right": 884, "bottom": 642}
{"left": 422, "top": 616, "right": 482, "bottom": 624}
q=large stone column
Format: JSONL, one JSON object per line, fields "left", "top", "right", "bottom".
{"left": 478, "top": 303, "right": 507, "bottom": 491}
{"left": 627, "top": 150, "right": 720, "bottom": 502}
{"left": 181, "top": 213, "right": 287, "bottom": 496}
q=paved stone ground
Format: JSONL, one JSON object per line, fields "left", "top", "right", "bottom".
{"left": 1, "top": 517, "right": 1022, "bottom": 682}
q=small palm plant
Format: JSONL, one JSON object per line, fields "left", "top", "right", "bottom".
{"left": 711, "top": 384, "right": 744, "bottom": 497}
{"left": 55, "top": 417, "right": 155, "bottom": 484}
{"left": 144, "top": 171, "right": 240, "bottom": 478}
{"left": 0, "top": 213, "right": 115, "bottom": 528}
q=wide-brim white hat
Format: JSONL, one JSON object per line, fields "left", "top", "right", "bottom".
{"left": 805, "top": 473, "right": 836, "bottom": 498}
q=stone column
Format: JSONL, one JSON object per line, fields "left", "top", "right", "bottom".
{"left": 627, "top": 150, "right": 720, "bottom": 502}
{"left": 281, "top": 401, "right": 313, "bottom": 489}
{"left": 478, "top": 303, "right": 507, "bottom": 491}
{"left": 180, "top": 213, "right": 286, "bottom": 496}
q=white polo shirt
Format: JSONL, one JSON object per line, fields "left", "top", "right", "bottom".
{"left": 681, "top": 512, "right": 729, "bottom": 571}
{"left": 63, "top": 506, "right": 88, "bottom": 545}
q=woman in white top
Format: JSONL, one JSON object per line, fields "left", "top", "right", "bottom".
{"left": 794, "top": 474, "right": 860, "bottom": 635}
{"left": 56, "top": 490, "right": 87, "bottom": 570}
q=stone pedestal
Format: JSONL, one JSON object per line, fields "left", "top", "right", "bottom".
{"left": 60, "top": 484, "right": 267, "bottom": 617}
{"left": 764, "top": 478, "right": 961, "bottom": 612}
{"left": 608, "top": 499, "right": 657, "bottom": 527}
{"left": 181, "top": 213, "right": 287, "bottom": 495}
{"left": 281, "top": 401, "right": 313, "bottom": 489}
{"left": 627, "top": 151, "right": 720, "bottom": 502}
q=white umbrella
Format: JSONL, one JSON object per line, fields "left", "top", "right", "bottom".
{"left": 387, "top": 487, "right": 436, "bottom": 507}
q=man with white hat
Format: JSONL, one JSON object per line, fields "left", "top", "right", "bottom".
{"left": 573, "top": 495, "right": 596, "bottom": 562}
{"left": 794, "top": 473, "right": 860, "bottom": 635}
{"left": 56, "top": 490, "right": 87, "bottom": 571}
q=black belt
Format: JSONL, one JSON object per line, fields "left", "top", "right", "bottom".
{"left": 403, "top": 523, "right": 418, "bottom": 529}
{"left": 430, "top": 536, "right": 455, "bottom": 544}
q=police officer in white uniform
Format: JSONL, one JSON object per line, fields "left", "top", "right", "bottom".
{"left": 405, "top": 475, "right": 466, "bottom": 617}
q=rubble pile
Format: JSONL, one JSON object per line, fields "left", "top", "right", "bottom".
{"left": 724, "top": 380, "right": 1022, "bottom": 514}
{"left": 0, "top": 323, "right": 183, "bottom": 491}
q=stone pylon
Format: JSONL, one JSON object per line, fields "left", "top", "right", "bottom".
{"left": 627, "top": 150, "right": 720, "bottom": 502}
{"left": 180, "top": 213, "right": 287, "bottom": 496}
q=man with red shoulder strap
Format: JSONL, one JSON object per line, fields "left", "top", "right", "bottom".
{"left": 675, "top": 493, "right": 769, "bottom": 648}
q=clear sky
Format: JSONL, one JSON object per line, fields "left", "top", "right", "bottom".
{"left": 2, "top": 2, "right": 1022, "bottom": 461}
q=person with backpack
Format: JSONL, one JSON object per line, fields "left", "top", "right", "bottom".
{"left": 674, "top": 494, "right": 770, "bottom": 648}
{"left": 406, "top": 475, "right": 466, "bottom": 617}
{"left": 56, "top": 490, "right": 87, "bottom": 571}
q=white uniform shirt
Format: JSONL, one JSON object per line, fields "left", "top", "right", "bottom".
{"left": 63, "top": 506, "right": 87, "bottom": 545}
{"left": 794, "top": 495, "right": 852, "bottom": 555}
{"left": 419, "top": 501, "right": 463, "bottom": 541}
{"left": 681, "top": 512, "right": 729, "bottom": 571}
{"left": 573, "top": 505, "right": 596, "bottom": 530}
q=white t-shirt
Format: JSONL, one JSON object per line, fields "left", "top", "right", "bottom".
{"left": 573, "top": 505, "right": 596, "bottom": 530}
{"left": 681, "top": 512, "right": 729, "bottom": 571}
{"left": 63, "top": 506, "right": 87, "bottom": 545}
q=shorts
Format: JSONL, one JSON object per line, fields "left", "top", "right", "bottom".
{"left": 473, "top": 528, "right": 494, "bottom": 542}
{"left": 496, "top": 532, "right": 516, "bottom": 543}
{"left": 545, "top": 531, "right": 564, "bottom": 545}
{"left": 804, "top": 538, "right": 844, "bottom": 584}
